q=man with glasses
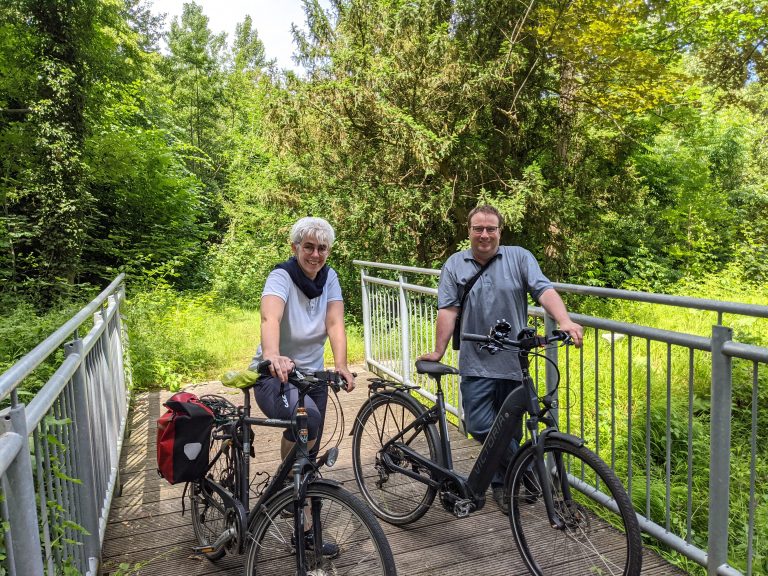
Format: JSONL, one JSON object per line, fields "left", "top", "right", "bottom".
{"left": 250, "top": 216, "right": 355, "bottom": 556}
{"left": 419, "top": 204, "right": 582, "bottom": 515}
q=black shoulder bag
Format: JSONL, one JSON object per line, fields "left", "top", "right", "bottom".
{"left": 452, "top": 254, "right": 499, "bottom": 350}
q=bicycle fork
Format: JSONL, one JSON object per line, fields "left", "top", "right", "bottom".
{"left": 529, "top": 427, "right": 576, "bottom": 531}
{"left": 292, "top": 405, "right": 332, "bottom": 576}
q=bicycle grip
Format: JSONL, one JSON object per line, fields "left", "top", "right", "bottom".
{"left": 462, "top": 333, "right": 490, "bottom": 343}
{"left": 549, "top": 330, "right": 573, "bottom": 344}
{"left": 341, "top": 372, "right": 358, "bottom": 391}
{"left": 253, "top": 359, "right": 272, "bottom": 375}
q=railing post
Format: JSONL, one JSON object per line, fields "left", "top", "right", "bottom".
{"left": 360, "top": 267, "right": 372, "bottom": 369}
{"left": 708, "top": 324, "right": 733, "bottom": 576}
{"left": 95, "top": 307, "right": 119, "bottom": 475}
{"left": 544, "top": 313, "right": 559, "bottom": 426}
{"left": 65, "top": 338, "right": 102, "bottom": 569}
{"left": 398, "top": 275, "right": 411, "bottom": 385}
{"left": 0, "top": 404, "right": 45, "bottom": 575}
{"left": 116, "top": 284, "right": 133, "bottom": 390}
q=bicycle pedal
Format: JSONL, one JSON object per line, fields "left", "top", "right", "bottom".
{"left": 453, "top": 499, "right": 475, "bottom": 518}
{"left": 192, "top": 526, "right": 236, "bottom": 555}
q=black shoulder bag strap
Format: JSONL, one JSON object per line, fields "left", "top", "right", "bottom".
{"left": 452, "top": 253, "right": 500, "bottom": 350}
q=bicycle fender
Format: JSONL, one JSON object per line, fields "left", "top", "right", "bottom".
{"left": 307, "top": 477, "right": 342, "bottom": 489}
{"left": 540, "top": 429, "right": 585, "bottom": 447}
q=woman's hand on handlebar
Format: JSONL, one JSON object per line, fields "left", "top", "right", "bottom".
{"left": 264, "top": 354, "right": 295, "bottom": 383}
{"left": 337, "top": 366, "right": 356, "bottom": 392}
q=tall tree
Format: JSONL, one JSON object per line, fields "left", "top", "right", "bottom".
{"left": 22, "top": 0, "right": 98, "bottom": 289}
{"left": 163, "top": 3, "right": 226, "bottom": 166}
{"left": 161, "top": 2, "right": 228, "bottom": 238}
{"left": 232, "top": 15, "right": 269, "bottom": 73}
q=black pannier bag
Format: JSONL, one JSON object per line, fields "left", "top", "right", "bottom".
{"left": 156, "top": 391, "right": 215, "bottom": 484}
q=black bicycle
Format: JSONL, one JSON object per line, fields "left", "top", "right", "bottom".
{"left": 351, "top": 323, "right": 642, "bottom": 576}
{"left": 189, "top": 361, "right": 397, "bottom": 576}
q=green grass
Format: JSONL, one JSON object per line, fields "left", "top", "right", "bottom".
{"left": 126, "top": 286, "right": 260, "bottom": 389}
{"left": 126, "top": 284, "right": 366, "bottom": 390}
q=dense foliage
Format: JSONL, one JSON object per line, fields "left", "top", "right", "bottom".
{"left": 1, "top": 1, "right": 767, "bottom": 573}
{"left": 2, "top": 0, "right": 767, "bottom": 309}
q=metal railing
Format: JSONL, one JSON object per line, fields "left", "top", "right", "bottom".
{"left": 356, "top": 260, "right": 768, "bottom": 576}
{"left": 0, "top": 275, "right": 130, "bottom": 575}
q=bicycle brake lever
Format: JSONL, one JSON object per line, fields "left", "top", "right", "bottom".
{"left": 480, "top": 343, "right": 502, "bottom": 355}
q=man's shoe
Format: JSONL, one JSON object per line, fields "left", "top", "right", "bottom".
{"left": 491, "top": 486, "right": 509, "bottom": 515}
{"left": 292, "top": 528, "right": 340, "bottom": 559}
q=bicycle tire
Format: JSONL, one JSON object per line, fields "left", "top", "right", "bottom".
{"left": 189, "top": 428, "right": 237, "bottom": 561}
{"left": 506, "top": 438, "right": 642, "bottom": 576}
{"left": 351, "top": 393, "right": 440, "bottom": 525}
{"left": 244, "top": 483, "right": 397, "bottom": 575}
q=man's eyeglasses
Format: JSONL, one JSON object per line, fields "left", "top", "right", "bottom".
{"left": 299, "top": 242, "right": 329, "bottom": 256}
{"left": 470, "top": 226, "right": 499, "bottom": 234}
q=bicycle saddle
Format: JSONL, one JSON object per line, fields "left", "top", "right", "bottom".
{"left": 415, "top": 360, "right": 459, "bottom": 376}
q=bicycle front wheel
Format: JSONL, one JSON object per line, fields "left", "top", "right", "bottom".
{"left": 190, "top": 428, "right": 237, "bottom": 561}
{"left": 244, "top": 483, "right": 397, "bottom": 575}
{"left": 351, "top": 393, "right": 439, "bottom": 525}
{"left": 507, "top": 438, "right": 642, "bottom": 576}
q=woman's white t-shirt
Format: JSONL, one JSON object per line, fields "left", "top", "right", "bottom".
{"left": 252, "top": 268, "right": 343, "bottom": 371}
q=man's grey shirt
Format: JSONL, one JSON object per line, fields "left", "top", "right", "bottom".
{"left": 438, "top": 246, "right": 553, "bottom": 379}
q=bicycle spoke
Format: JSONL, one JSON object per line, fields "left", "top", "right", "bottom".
{"left": 245, "top": 484, "right": 395, "bottom": 575}
{"left": 508, "top": 440, "right": 642, "bottom": 576}
{"left": 352, "top": 394, "right": 439, "bottom": 525}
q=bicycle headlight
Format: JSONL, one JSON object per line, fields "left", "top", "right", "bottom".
{"left": 324, "top": 447, "right": 339, "bottom": 468}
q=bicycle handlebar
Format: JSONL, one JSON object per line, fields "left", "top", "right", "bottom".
{"left": 253, "top": 360, "right": 350, "bottom": 392}
{"left": 462, "top": 328, "right": 572, "bottom": 352}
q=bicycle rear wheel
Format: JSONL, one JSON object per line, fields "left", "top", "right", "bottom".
{"left": 351, "top": 393, "right": 439, "bottom": 525}
{"left": 189, "top": 426, "right": 237, "bottom": 561}
{"left": 506, "top": 438, "right": 642, "bottom": 576}
{"left": 244, "top": 483, "right": 397, "bottom": 575}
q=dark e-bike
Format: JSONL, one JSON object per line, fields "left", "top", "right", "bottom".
{"left": 351, "top": 323, "right": 642, "bottom": 576}
{"left": 189, "top": 361, "right": 396, "bottom": 576}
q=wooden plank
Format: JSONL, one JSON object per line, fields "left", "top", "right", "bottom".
{"left": 101, "top": 369, "right": 687, "bottom": 575}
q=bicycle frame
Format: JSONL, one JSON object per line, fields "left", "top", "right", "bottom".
{"left": 197, "top": 382, "right": 327, "bottom": 558}
{"left": 371, "top": 345, "right": 580, "bottom": 521}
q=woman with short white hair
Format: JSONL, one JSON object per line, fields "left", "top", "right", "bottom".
{"left": 250, "top": 217, "right": 355, "bottom": 555}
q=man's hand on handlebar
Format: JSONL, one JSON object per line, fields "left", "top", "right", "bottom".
{"left": 463, "top": 326, "right": 579, "bottom": 351}
{"left": 558, "top": 319, "right": 583, "bottom": 347}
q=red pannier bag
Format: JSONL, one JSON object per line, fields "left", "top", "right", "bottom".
{"left": 156, "top": 391, "right": 215, "bottom": 484}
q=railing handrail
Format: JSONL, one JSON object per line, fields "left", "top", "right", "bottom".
{"left": 356, "top": 260, "right": 766, "bottom": 576}
{"left": 353, "top": 260, "right": 768, "bottom": 319}
{"left": 0, "top": 273, "right": 126, "bottom": 402}
{"left": 353, "top": 260, "right": 441, "bottom": 276}
{"left": 0, "top": 275, "right": 129, "bottom": 575}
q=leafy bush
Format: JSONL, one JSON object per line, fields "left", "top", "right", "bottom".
{"left": 125, "top": 284, "right": 261, "bottom": 390}
{"left": 0, "top": 300, "right": 87, "bottom": 400}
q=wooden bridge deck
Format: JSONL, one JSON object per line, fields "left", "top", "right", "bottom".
{"left": 101, "top": 368, "right": 685, "bottom": 575}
